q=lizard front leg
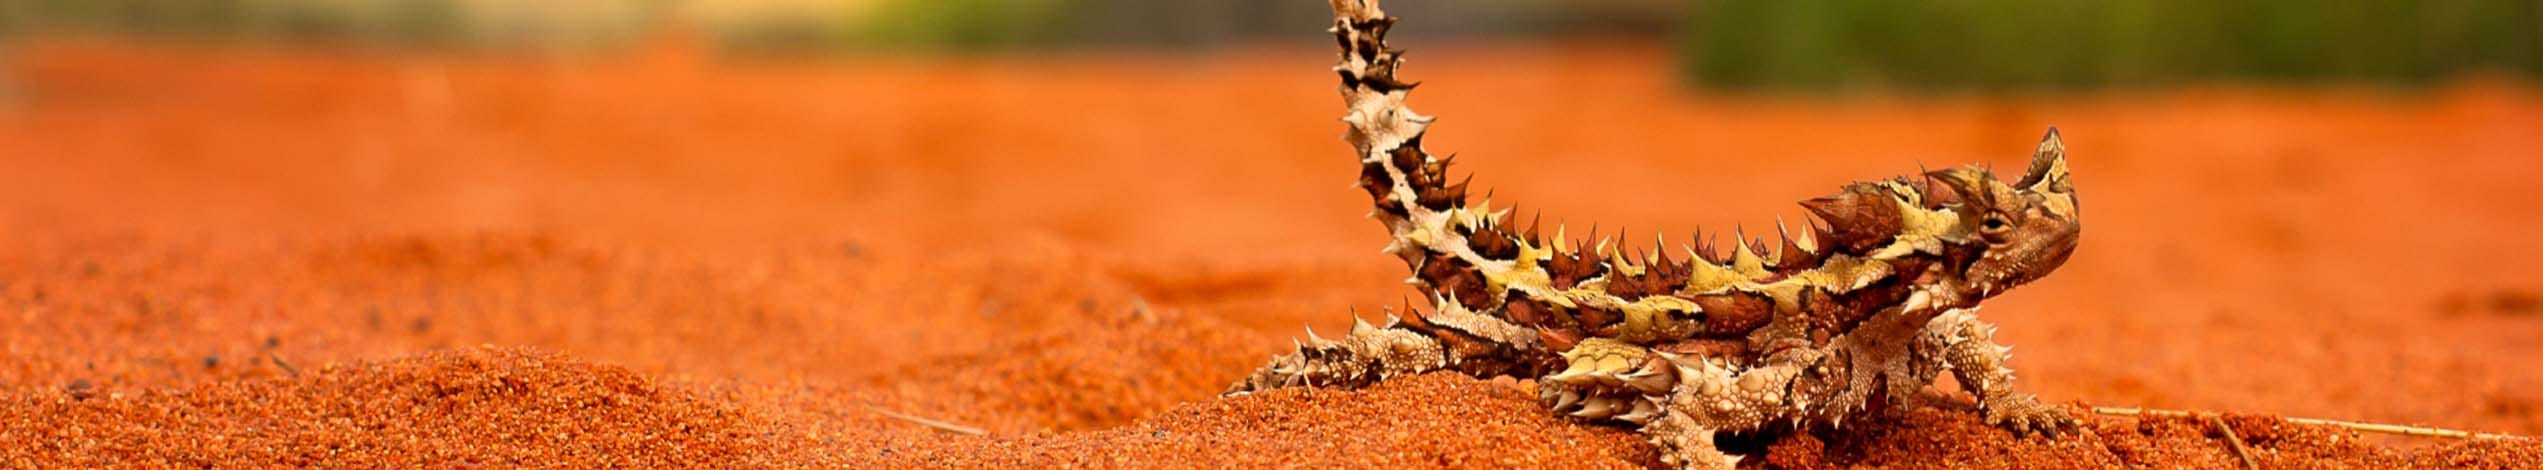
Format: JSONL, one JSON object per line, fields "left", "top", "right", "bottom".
{"left": 1641, "top": 353, "right": 1813, "bottom": 470}
{"left": 1918, "top": 307, "right": 2077, "bottom": 437}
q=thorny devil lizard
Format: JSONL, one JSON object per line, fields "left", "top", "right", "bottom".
{"left": 1225, "top": 1, "right": 2086, "bottom": 468}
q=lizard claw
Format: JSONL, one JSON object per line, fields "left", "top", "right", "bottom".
{"left": 1982, "top": 394, "right": 2077, "bottom": 439}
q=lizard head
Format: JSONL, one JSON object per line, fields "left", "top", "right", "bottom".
{"left": 1926, "top": 128, "right": 2081, "bottom": 299}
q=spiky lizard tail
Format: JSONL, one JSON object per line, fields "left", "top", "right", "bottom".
{"left": 1224, "top": 0, "right": 1555, "bottom": 395}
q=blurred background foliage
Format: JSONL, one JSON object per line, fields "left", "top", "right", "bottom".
{"left": 1683, "top": 0, "right": 2543, "bottom": 91}
{"left": 0, "top": 0, "right": 2535, "bottom": 91}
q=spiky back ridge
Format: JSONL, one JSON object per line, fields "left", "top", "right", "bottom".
{"left": 1330, "top": 0, "right": 1983, "bottom": 361}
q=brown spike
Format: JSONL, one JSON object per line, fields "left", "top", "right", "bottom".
{"left": 1648, "top": 251, "right": 1692, "bottom": 299}
{"left": 1773, "top": 219, "right": 1822, "bottom": 272}
{"left": 1362, "top": 76, "right": 1416, "bottom": 92}
{"left": 1356, "top": 159, "right": 1392, "bottom": 197}
{"left": 1387, "top": 302, "right": 1430, "bottom": 329}
{"left": 1732, "top": 225, "right": 1755, "bottom": 258}
{"left": 1798, "top": 183, "right": 1904, "bottom": 255}
{"left": 1415, "top": 174, "right": 1471, "bottom": 210}
{"left": 1574, "top": 306, "right": 1624, "bottom": 335}
{"left": 1368, "top": 16, "right": 1397, "bottom": 36}
{"left": 1470, "top": 215, "right": 1521, "bottom": 259}
{"left": 1358, "top": 159, "right": 1404, "bottom": 215}
{"left": 1523, "top": 211, "right": 1544, "bottom": 245}
{"left": 1693, "top": 228, "right": 1729, "bottom": 265}
{"left": 1547, "top": 249, "right": 1602, "bottom": 290}
{"left": 1397, "top": 296, "right": 1425, "bottom": 323}
{"left": 1505, "top": 297, "right": 1552, "bottom": 327}
{"left": 1607, "top": 270, "right": 1656, "bottom": 300}
{"left": 1688, "top": 292, "right": 1775, "bottom": 336}
{"left": 1915, "top": 171, "right": 1959, "bottom": 209}
{"left": 1388, "top": 143, "right": 1425, "bottom": 182}
{"left": 1808, "top": 216, "right": 1841, "bottom": 257}
{"left": 1603, "top": 231, "right": 1694, "bottom": 301}
{"left": 1418, "top": 252, "right": 1493, "bottom": 311}
{"left": 1610, "top": 226, "right": 1629, "bottom": 259}
{"left": 2017, "top": 126, "right": 2071, "bottom": 191}
{"left": 1536, "top": 326, "right": 1584, "bottom": 352}
{"left": 1924, "top": 167, "right": 1998, "bottom": 208}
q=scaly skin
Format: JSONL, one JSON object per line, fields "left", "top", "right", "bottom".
{"left": 1227, "top": 1, "right": 2086, "bottom": 468}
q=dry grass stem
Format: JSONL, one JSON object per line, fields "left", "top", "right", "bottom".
{"left": 2209, "top": 415, "right": 2258, "bottom": 470}
{"left": 865, "top": 404, "right": 987, "bottom": 436}
{"left": 2094, "top": 406, "right": 2526, "bottom": 441}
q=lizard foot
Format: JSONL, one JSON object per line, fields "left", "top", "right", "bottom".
{"left": 1644, "top": 413, "right": 1744, "bottom": 470}
{"left": 1981, "top": 394, "right": 2078, "bottom": 439}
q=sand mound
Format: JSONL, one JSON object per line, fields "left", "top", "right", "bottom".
{"left": 4, "top": 347, "right": 786, "bottom": 467}
{"left": 3, "top": 40, "right": 2540, "bottom": 467}
{"left": 11, "top": 348, "right": 2534, "bottom": 467}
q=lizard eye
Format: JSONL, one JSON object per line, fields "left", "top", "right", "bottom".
{"left": 1979, "top": 214, "right": 2012, "bottom": 241}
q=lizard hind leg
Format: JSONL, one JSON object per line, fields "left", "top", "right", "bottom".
{"left": 1536, "top": 338, "right": 1673, "bottom": 423}
{"left": 1226, "top": 300, "right": 1552, "bottom": 395}
{"left": 1226, "top": 313, "right": 1445, "bottom": 394}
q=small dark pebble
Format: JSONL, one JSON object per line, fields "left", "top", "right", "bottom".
{"left": 2490, "top": 289, "right": 2541, "bottom": 315}
{"left": 203, "top": 354, "right": 220, "bottom": 369}
{"left": 1151, "top": 429, "right": 1169, "bottom": 439}
{"left": 411, "top": 316, "right": 433, "bottom": 333}
{"left": 67, "top": 379, "right": 95, "bottom": 400}
{"left": 265, "top": 336, "right": 281, "bottom": 349}
{"left": 2438, "top": 292, "right": 2474, "bottom": 317}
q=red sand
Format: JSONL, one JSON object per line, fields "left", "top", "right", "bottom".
{"left": 2, "top": 39, "right": 2540, "bottom": 467}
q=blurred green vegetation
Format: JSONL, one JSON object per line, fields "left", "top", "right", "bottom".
{"left": 2, "top": 0, "right": 2535, "bottom": 91}
{"left": 1682, "top": 0, "right": 2543, "bottom": 91}
{"left": 0, "top": 0, "right": 665, "bottom": 50}
{"left": 0, "top": 0, "right": 1660, "bottom": 53}
{"left": 725, "top": 0, "right": 1661, "bottom": 54}
{"left": 839, "top": 0, "right": 1078, "bottom": 50}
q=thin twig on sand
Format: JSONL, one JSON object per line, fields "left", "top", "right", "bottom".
{"left": 2209, "top": 415, "right": 2258, "bottom": 470}
{"left": 2093, "top": 406, "right": 2526, "bottom": 441}
{"left": 270, "top": 355, "right": 301, "bottom": 377}
{"left": 866, "top": 404, "right": 987, "bottom": 436}
{"left": 1131, "top": 296, "right": 1158, "bottom": 324}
